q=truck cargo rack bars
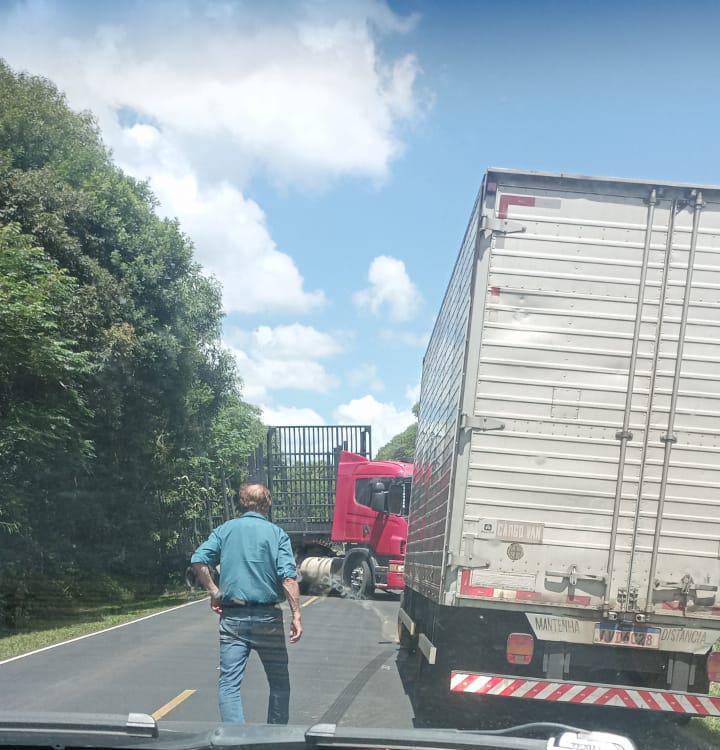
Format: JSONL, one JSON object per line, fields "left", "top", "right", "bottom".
{"left": 248, "top": 425, "right": 372, "bottom": 534}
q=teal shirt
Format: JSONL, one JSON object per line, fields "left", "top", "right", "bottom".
{"left": 191, "top": 512, "right": 296, "bottom": 605}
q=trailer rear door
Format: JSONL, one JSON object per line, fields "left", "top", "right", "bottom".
{"left": 627, "top": 194, "right": 720, "bottom": 618}
{"left": 454, "top": 173, "right": 720, "bottom": 621}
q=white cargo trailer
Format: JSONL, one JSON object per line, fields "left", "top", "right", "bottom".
{"left": 400, "top": 169, "right": 720, "bottom": 721}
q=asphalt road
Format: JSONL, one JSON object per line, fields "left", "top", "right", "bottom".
{"left": 0, "top": 593, "right": 714, "bottom": 750}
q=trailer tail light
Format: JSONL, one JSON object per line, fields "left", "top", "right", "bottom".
{"left": 506, "top": 633, "right": 534, "bottom": 665}
{"left": 708, "top": 651, "right": 720, "bottom": 683}
{"left": 387, "top": 560, "right": 405, "bottom": 591}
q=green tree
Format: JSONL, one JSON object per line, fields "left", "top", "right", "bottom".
{"left": 0, "top": 60, "right": 264, "bottom": 620}
{"left": 0, "top": 225, "right": 92, "bottom": 537}
{"left": 376, "top": 403, "right": 419, "bottom": 462}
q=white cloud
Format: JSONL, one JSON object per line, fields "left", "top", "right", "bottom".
{"left": 334, "top": 394, "right": 414, "bottom": 451}
{"left": 0, "top": 1, "right": 423, "bottom": 313}
{"left": 353, "top": 255, "right": 422, "bottom": 322}
{"left": 261, "top": 404, "right": 325, "bottom": 426}
{"left": 248, "top": 324, "right": 344, "bottom": 359}
{"left": 226, "top": 324, "right": 344, "bottom": 401}
{"left": 231, "top": 347, "right": 338, "bottom": 401}
{"left": 151, "top": 168, "right": 325, "bottom": 314}
{"left": 405, "top": 382, "right": 421, "bottom": 403}
{"left": 348, "top": 363, "right": 384, "bottom": 392}
{"left": 380, "top": 329, "right": 430, "bottom": 348}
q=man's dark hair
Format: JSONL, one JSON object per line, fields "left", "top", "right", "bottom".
{"left": 238, "top": 483, "right": 272, "bottom": 515}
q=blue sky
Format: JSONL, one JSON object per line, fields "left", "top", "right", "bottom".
{"left": 2, "top": 0, "right": 720, "bottom": 449}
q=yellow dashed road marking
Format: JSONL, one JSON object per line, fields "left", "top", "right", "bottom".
{"left": 151, "top": 689, "right": 196, "bottom": 720}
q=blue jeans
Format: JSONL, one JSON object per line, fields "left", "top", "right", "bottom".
{"left": 218, "top": 606, "right": 290, "bottom": 724}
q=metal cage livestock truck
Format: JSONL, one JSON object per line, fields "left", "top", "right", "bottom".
{"left": 398, "top": 169, "right": 720, "bottom": 721}
{"left": 249, "top": 425, "right": 412, "bottom": 598}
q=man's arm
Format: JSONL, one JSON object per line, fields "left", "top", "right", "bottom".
{"left": 276, "top": 530, "right": 302, "bottom": 643}
{"left": 282, "top": 578, "right": 303, "bottom": 643}
{"left": 191, "top": 528, "right": 222, "bottom": 614}
{"left": 192, "top": 563, "right": 223, "bottom": 614}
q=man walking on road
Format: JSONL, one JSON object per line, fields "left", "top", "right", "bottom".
{"left": 191, "top": 483, "right": 302, "bottom": 725}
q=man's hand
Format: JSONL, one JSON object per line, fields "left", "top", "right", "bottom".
{"left": 193, "top": 563, "right": 222, "bottom": 615}
{"left": 210, "top": 589, "right": 223, "bottom": 615}
{"left": 282, "top": 578, "right": 303, "bottom": 644}
{"left": 290, "top": 614, "right": 303, "bottom": 644}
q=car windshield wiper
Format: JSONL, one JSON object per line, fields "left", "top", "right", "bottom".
{"left": 0, "top": 713, "right": 635, "bottom": 750}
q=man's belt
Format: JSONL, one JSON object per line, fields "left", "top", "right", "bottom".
{"left": 223, "top": 600, "right": 279, "bottom": 608}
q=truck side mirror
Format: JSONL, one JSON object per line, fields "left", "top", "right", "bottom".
{"left": 370, "top": 481, "right": 388, "bottom": 513}
{"left": 387, "top": 485, "right": 404, "bottom": 515}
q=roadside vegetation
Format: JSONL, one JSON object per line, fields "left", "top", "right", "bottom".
{"left": 376, "top": 404, "right": 418, "bottom": 462}
{"left": 0, "top": 60, "right": 264, "bottom": 630}
{"left": 0, "top": 587, "right": 206, "bottom": 662}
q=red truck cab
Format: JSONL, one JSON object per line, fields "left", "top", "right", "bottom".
{"left": 248, "top": 426, "right": 413, "bottom": 599}
{"left": 332, "top": 451, "right": 413, "bottom": 591}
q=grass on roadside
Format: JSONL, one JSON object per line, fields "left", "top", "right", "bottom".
{"left": 692, "top": 682, "right": 720, "bottom": 741}
{"left": 0, "top": 590, "right": 206, "bottom": 661}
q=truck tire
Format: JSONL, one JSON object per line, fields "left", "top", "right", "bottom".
{"left": 345, "top": 559, "right": 373, "bottom": 599}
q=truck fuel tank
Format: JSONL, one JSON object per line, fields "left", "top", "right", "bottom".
{"left": 298, "top": 556, "right": 343, "bottom": 592}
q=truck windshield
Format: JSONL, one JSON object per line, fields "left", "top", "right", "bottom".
{"left": 355, "top": 477, "right": 411, "bottom": 516}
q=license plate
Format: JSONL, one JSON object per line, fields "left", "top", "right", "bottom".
{"left": 593, "top": 624, "right": 660, "bottom": 649}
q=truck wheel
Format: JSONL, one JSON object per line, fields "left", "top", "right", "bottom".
{"left": 346, "top": 559, "right": 373, "bottom": 599}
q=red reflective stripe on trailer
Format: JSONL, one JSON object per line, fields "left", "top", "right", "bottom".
{"left": 686, "top": 695, "right": 709, "bottom": 716}
{"left": 523, "top": 681, "right": 552, "bottom": 699}
{"left": 567, "top": 594, "right": 591, "bottom": 606}
{"left": 663, "top": 693, "right": 686, "bottom": 713}
{"left": 570, "top": 685, "right": 600, "bottom": 704}
{"left": 594, "top": 688, "right": 622, "bottom": 706}
{"left": 477, "top": 676, "right": 506, "bottom": 694}
{"left": 459, "top": 568, "right": 494, "bottom": 598}
{"left": 450, "top": 672, "right": 720, "bottom": 716}
{"left": 662, "top": 601, "right": 683, "bottom": 610}
{"left": 618, "top": 691, "right": 641, "bottom": 709}
{"left": 497, "top": 194, "right": 536, "bottom": 220}
{"left": 515, "top": 590, "right": 540, "bottom": 601}
{"left": 545, "top": 683, "right": 575, "bottom": 701}
{"left": 499, "top": 679, "right": 526, "bottom": 697}
{"left": 638, "top": 690, "right": 661, "bottom": 711}
{"left": 453, "top": 674, "right": 481, "bottom": 692}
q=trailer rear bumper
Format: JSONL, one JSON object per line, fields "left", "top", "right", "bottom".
{"left": 450, "top": 671, "right": 720, "bottom": 717}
